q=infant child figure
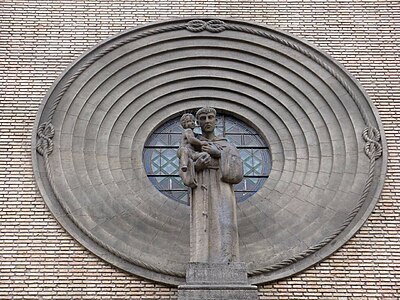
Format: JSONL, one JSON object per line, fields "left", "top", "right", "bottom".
{"left": 178, "top": 113, "right": 210, "bottom": 172}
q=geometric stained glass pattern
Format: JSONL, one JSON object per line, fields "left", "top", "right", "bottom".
{"left": 143, "top": 114, "right": 271, "bottom": 205}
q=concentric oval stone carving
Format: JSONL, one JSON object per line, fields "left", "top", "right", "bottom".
{"left": 33, "top": 18, "right": 386, "bottom": 285}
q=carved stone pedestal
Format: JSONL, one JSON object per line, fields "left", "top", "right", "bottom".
{"left": 178, "top": 263, "right": 258, "bottom": 300}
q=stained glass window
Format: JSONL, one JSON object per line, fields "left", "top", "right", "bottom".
{"left": 143, "top": 114, "right": 271, "bottom": 205}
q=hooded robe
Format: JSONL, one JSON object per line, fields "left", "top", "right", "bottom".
{"left": 179, "top": 135, "right": 244, "bottom": 263}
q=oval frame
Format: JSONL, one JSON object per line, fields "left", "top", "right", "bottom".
{"left": 32, "top": 18, "right": 387, "bottom": 286}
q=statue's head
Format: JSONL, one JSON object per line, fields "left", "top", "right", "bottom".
{"left": 196, "top": 107, "right": 217, "bottom": 134}
{"left": 180, "top": 113, "right": 196, "bottom": 130}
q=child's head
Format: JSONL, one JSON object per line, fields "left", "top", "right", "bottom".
{"left": 180, "top": 113, "right": 196, "bottom": 129}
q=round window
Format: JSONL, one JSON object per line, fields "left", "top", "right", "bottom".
{"left": 143, "top": 114, "right": 271, "bottom": 204}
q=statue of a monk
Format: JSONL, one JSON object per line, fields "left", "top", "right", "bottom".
{"left": 178, "top": 107, "right": 244, "bottom": 264}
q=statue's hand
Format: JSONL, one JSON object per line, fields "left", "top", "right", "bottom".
{"left": 194, "top": 152, "right": 211, "bottom": 171}
{"left": 201, "top": 144, "right": 221, "bottom": 158}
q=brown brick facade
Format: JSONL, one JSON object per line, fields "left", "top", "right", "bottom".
{"left": 1, "top": 1, "right": 399, "bottom": 299}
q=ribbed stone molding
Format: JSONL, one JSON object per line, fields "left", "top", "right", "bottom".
{"left": 33, "top": 18, "right": 386, "bottom": 286}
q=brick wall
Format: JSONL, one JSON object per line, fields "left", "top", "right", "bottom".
{"left": 1, "top": 1, "right": 399, "bottom": 299}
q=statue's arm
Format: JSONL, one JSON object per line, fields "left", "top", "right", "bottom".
{"left": 201, "top": 143, "right": 221, "bottom": 158}
{"left": 194, "top": 152, "right": 211, "bottom": 171}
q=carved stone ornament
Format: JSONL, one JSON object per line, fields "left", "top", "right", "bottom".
{"left": 33, "top": 18, "right": 386, "bottom": 286}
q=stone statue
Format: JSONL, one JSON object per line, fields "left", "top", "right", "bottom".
{"left": 178, "top": 107, "right": 244, "bottom": 264}
{"left": 177, "top": 108, "right": 258, "bottom": 300}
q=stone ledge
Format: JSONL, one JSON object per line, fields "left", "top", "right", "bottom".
{"left": 179, "top": 263, "right": 259, "bottom": 299}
